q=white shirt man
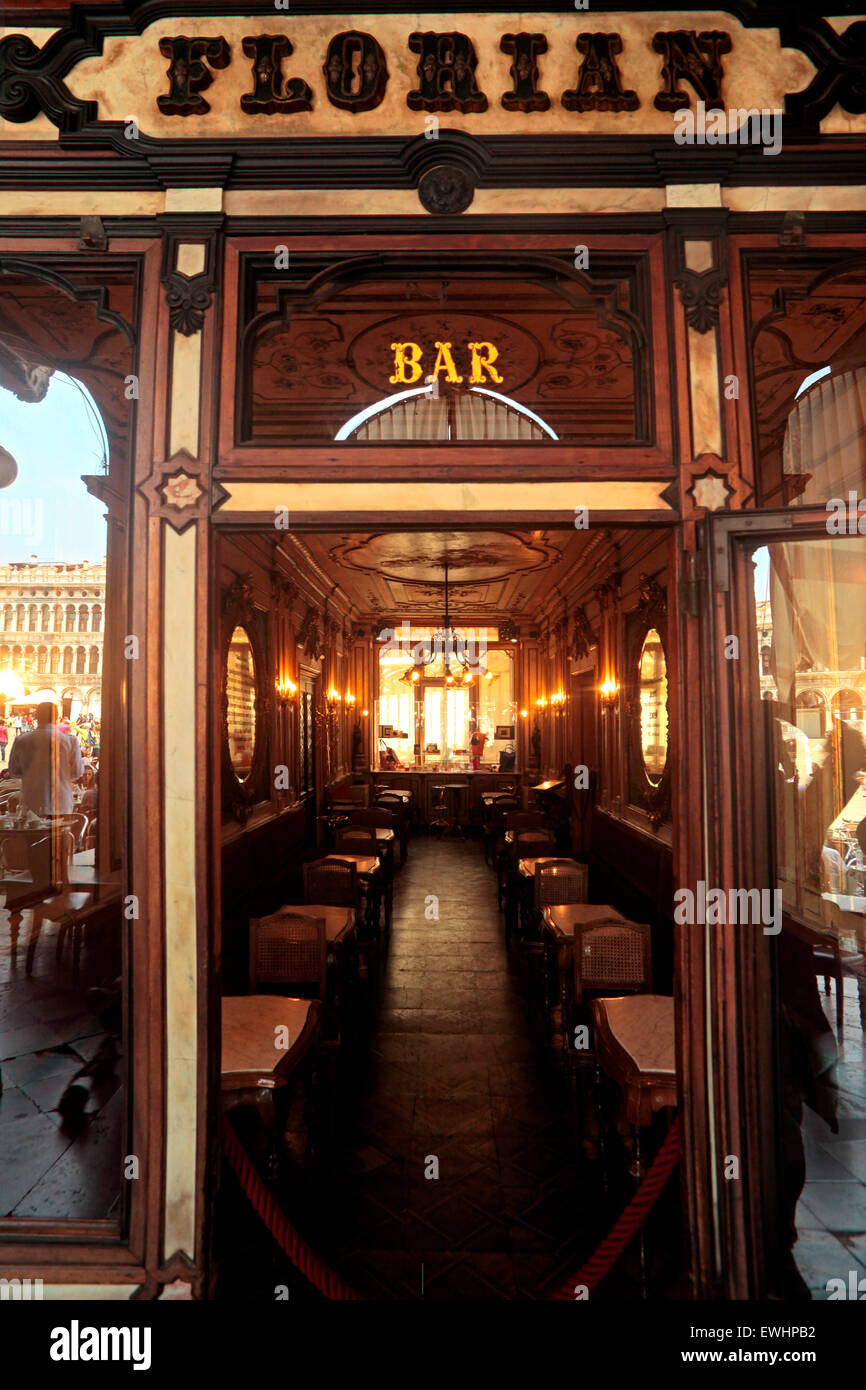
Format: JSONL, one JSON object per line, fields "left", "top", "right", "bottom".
{"left": 8, "top": 702, "right": 84, "bottom": 814}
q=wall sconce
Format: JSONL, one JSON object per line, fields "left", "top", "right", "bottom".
{"left": 520, "top": 708, "right": 528, "bottom": 719}
{"left": 276, "top": 677, "right": 298, "bottom": 706}
{"left": 345, "top": 691, "right": 356, "bottom": 707}
{"left": 536, "top": 696, "right": 548, "bottom": 710}
{"left": 551, "top": 690, "right": 566, "bottom": 714}
{"left": 327, "top": 686, "right": 340, "bottom": 704}
{"left": 599, "top": 678, "right": 619, "bottom": 709}
{"left": 361, "top": 707, "right": 369, "bottom": 718}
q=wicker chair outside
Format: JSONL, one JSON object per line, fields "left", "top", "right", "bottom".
{"left": 249, "top": 909, "right": 327, "bottom": 996}
{"left": 573, "top": 921, "right": 652, "bottom": 1004}
{"left": 535, "top": 860, "right": 588, "bottom": 912}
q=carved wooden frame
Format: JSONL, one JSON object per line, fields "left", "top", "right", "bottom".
{"left": 624, "top": 573, "right": 671, "bottom": 829}
{"left": 220, "top": 573, "right": 270, "bottom": 824}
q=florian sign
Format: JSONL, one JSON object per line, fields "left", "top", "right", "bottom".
{"left": 389, "top": 341, "right": 503, "bottom": 386}
{"left": 156, "top": 28, "right": 729, "bottom": 117}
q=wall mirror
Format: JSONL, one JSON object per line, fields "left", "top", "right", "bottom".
{"left": 226, "top": 625, "right": 256, "bottom": 781}
{"left": 221, "top": 575, "right": 269, "bottom": 822}
{"left": 626, "top": 576, "right": 671, "bottom": 829}
{"left": 638, "top": 627, "right": 668, "bottom": 785}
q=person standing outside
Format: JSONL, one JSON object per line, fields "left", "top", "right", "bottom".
{"left": 8, "top": 701, "right": 84, "bottom": 814}
{"left": 469, "top": 724, "right": 487, "bottom": 771}
{"left": 0, "top": 720, "right": 7, "bottom": 763}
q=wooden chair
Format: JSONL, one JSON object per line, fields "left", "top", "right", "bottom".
{"left": 249, "top": 909, "right": 327, "bottom": 999}
{"left": 534, "top": 859, "right": 588, "bottom": 912}
{"left": 502, "top": 827, "right": 555, "bottom": 931}
{"left": 572, "top": 919, "right": 653, "bottom": 1149}
{"left": 303, "top": 857, "right": 358, "bottom": 910}
{"left": 483, "top": 795, "right": 519, "bottom": 866}
{"left": 374, "top": 792, "right": 409, "bottom": 863}
{"left": 335, "top": 824, "right": 378, "bottom": 855}
{"left": 23, "top": 829, "right": 95, "bottom": 978}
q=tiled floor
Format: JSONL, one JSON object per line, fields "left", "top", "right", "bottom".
{"left": 794, "top": 979, "right": 866, "bottom": 1298}
{"left": 0, "top": 905, "right": 122, "bottom": 1218}
{"left": 219, "top": 836, "right": 683, "bottom": 1301}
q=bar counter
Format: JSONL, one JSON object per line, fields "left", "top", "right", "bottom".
{"left": 370, "top": 769, "right": 523, "bottom": 825}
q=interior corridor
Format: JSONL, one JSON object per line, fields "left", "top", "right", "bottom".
{"left": 217, "top": 836, "right": 682, "bottom": 1301}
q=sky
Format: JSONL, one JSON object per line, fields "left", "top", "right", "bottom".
{"left": 0, "top": 372, "right": 109, "bottom": 565}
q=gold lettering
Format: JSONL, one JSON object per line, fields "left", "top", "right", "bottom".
{"left": 431, "top": 341, "right": 463, "bottom": 383}
{"left": 468, "top": 340, "right": 504, "bottom": 384}
{"left": 389, "top": 341, "right": 424, "bottom": 385}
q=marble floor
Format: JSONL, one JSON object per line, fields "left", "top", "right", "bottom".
{"left": 0, "top": 904, "right": 122, "bottom": 1219}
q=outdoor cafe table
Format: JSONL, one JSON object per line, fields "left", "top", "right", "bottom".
{"left": 542, "top": 903, "right": 630, "bottom": 1054}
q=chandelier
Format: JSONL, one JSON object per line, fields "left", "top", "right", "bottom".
{"left": 400, "top": 563, "right": 494, "bottom": 686}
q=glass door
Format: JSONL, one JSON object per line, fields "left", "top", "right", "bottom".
{"left": 700, "top": 507, "right": 866, "bottom": 1299}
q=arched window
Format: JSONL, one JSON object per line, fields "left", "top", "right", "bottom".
{"left": 65, "top": 604, "right": 75, "bottom": 633}
{"left": 91, "top": 604, "right": 102, "bottom": 633}
{"left": 78, "top": 604, "right": 89, "bottom": 632}
{"left": 50, "top": 646, "right": 60, "bottom": 673}
{"left": 28, "top": 604, "right": 37, "bottom": 630}
{"left": 53, "top": 603, "right": 63, "bottom": 631}
{"left": 0, "top": 644, "right": 8, "bottom": 663}
{"left": 36, "top": 646, "right": 47, "bottom": 673}
{"left": 2, "top": 604, "right": 11, "bottom": 631}
{"left": 62, "top": 647, "right": 72, "bottom": 674}
{"left": 88, "top": 645, "right": 99, "bottom": 674}
{"left": 16, "top": 604, "right": 25, "bottom": 632}
{"left": 75, "top": 646, "right": 86, "bottom": 674}
{"left": 336, "top": 385, "right": 559, "bottom": 442}
{"left": 13, "top": 645, "right": 23, "bottom": 671}
{"left": 41, "top": 604, "right": 50, "bottom": 631}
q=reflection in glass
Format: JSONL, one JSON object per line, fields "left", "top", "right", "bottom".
{"left": 227, "top": 626, "right": 256, "bottom": 781}
{"left": 639, "top": 628, "right": 668, "bottom": 783}
{"left": 754, "top": 536, "right": 866, "bottom": 1296}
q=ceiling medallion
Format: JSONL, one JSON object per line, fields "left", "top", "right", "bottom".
{"left": 417, "top": 164, "right": 475, "bottom": 216}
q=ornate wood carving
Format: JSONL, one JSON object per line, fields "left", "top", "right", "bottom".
{"left": 652, "top": 30, "right": 732, "bottom": 111}
{"left": 672, "top": 267, "right": 725, "bottom": 334}
{"left": 241, "top": 35, "right": 312, "bottom": 115}
{"left": 407, "top": 32, "right": 487, "bottom": 113}
{"left": 157, "top": 35, "right": 230, "bottom": 117}
{"left": 221, "top": 574, "right": 270, "bottom": 825}
{"left": 298, "top": 604, "right": 324, "bottom": 660}
{"left": 782, "top": 18, "right": 866, "bottom": 128}
{"left": 0, "top": 31, "right": 94, "bottom": 130}
{"left": 324, "top": 31, "right": 388, "bottom": 113}
{"left": 137, "top": 448, "right": 209, "bottom": 534}
{"left": 500, "top": 33, "right": 550, "bottom": 114}
{"left": 562, "top": 33, "right": 639, "bottom": 113}
{"left": 625, "top": 575, "right": 671, "bottom": 830}
{"left": 163, "top": 269, "right": 214, "bottom": 336}
{"left": 571, "top": 605, "right": 597, "bottom": 661}
{"left": 417, "top": 164, "right": 475, "bottom": 215}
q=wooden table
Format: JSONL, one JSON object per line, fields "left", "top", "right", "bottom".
{"left": 519, "top": 855, "right": 582, "bottom": 878}
{"left": 591, "top": 993, "right": 676, "bottom": 1296}
{"left": 221, "top": 994, "right": 321, "bottom": 1110}
{"left": 591, "top": 994, "right": 676, "bottom": 1129}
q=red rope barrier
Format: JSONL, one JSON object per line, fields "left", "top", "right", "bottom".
{"left": 548, "top": 1117, "right": 682, "bottom": 1299}
{"left": 224, "top": 1111, "right": 679, "bottom": 1303}
{"left": 222, "top": 1116, "right": 365, "bottom": 1301}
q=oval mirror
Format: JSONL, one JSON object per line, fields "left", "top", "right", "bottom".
{"left": 226, "top": 624, "right": 256, "bottom": 782}
{"left": 638, "top": 627, "right": 668, "bottom": 785}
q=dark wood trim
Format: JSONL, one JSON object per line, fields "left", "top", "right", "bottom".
{"left": 211, "top": 509, "right": 680, "bottom": 532}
